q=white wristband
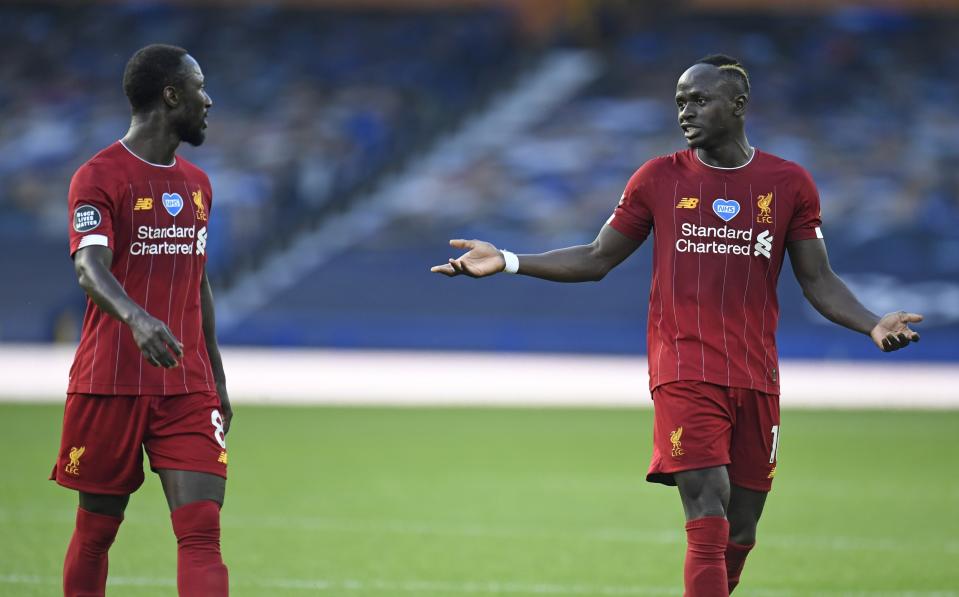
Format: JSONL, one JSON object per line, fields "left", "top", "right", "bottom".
{"left": 500, "top": 250, "right": 519, "bottom": 274}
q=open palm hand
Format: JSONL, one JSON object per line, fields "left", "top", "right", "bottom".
{"left": 430, "top": 239, "right": 506, "bottom": 278}
{"left": 870, "top": 311, "right": 922, "bottom": 352}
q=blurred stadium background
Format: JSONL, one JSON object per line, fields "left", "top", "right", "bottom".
{"left": 1, "top": 0, "right": 957, "bottom": 595}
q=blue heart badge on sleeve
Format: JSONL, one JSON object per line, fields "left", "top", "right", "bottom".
{"left": 162, "top": 192, "right": 184, "bottom": 217}
{"left": 712, "top": 198, "right": 740, "bottom": 222}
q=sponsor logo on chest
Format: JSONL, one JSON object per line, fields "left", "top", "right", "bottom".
{"left": 129, "top": 224, "right": 207, "bottom": 257}
{"left": 673, "top": 192, "right": 775, "bottom": 259}
{"left": 128, "top": 187, "right": 207, "bottom": 257}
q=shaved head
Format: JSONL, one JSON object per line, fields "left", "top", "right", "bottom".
{"left": 675, "top": 56, "right": 750, "bottom": 150}
{"left": 694, "top": 54, "right": 750, "bottom": 96}
{"left": 678, "top": 63, "right": 748, "bottom": 101}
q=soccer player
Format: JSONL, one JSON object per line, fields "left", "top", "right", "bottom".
{"left": 51, "top": 44, "right": 230, "bottom": 597}
{"left": 432, "top": 55, "right": 922, "bottom": 596}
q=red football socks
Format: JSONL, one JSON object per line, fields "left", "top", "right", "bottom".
{"left": 684, "top": 516, "right": 730, "bottom": 597}
{"left": 171, "top": 500, "right": 229, "bottom": 597}
{"left": 63, "top": 507, "right": 122, "bottom": 597}
{"left": 725, "top": 541, "right": 754, "bottom": 593}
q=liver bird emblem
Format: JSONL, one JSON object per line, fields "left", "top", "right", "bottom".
{"left": 757, "top": 192, "right": 773, "bottom": 218}
{"left": 669, "top": 427, "right": 685, "bottom": 457}
{"left": 192, "top": 189, "right": 207, "bottom": 221}
{"left": 65, "top": 445, "right": 85, "bottom": 476}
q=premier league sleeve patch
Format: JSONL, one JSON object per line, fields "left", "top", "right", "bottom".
{"left": 73, "top": 205, "right": 102, "bottom": 233}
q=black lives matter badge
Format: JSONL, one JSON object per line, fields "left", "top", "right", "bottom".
{"left": 73, "top": 205, "right": 102, "bottom": 233}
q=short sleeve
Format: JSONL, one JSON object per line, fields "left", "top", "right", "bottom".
{"left": 786, "top": 166, "right": 824, "bottom": 242}
{"left": 68, "top": 163, "right": 118, "bottom": 256}
{"left": 607, "top": 163, "right": 655, "bottom": 242}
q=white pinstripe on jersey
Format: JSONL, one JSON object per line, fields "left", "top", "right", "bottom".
{"left": 741, "top": 183, "right": 756, "bottom": 389}
{"left": 139, "top": 181, "right": 159, "bottom": 396}
{"left": 719, "top": 181, "right": 731, "bottom": 387}
{"left": 695, "top": 180, "right": 706, "bottom": 381}
{"left": 757, "top": 185, "right": 777, "bottom": 393}
{"left": 669, "top": 180, "right": 682, "bottom": 378}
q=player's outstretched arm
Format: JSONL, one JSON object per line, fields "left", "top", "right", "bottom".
{"left": 201, "top": 269, "right": 231, "bottom": 433}
{"left": 430, "top": 224, "right": 642, "bottom": 282}
{"left": 74, "top": 245, "right": 184, "bottom": 367}
{"left": 787, "top": 239, "right": 922, "bottom": 352}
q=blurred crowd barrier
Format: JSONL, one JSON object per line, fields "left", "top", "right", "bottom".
{"left": 2, "top": 2, "right": 957, "bottom": 362}
{"left": 2, "top": 344, "right": 956, "bottom": 406}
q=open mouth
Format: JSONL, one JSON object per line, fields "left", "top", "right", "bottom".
{"left": 681, "top": 124, "right": 701, "bottom": 139}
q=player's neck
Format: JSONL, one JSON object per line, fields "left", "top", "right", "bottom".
{"left": 695, "top": 137, "right": 753, "bottom": 169}
{"left": 122, "top": 116, "right": 181, "bottom": 167}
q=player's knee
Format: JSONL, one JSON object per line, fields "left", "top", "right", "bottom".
{"left": 683, "top": 494, "right": 727, "bottom": 519}
{"left": 728, "top": 520, "right": 758, "bottom": 545}
{"left": 171, "top": 500, "right": 222, "bottom": 555}
{"left": 678, "top": 484, "right": 728, "bottom": 518}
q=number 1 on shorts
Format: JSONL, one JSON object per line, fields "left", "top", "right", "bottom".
{"left": 769, "top": 424, "right": 780, "bottom": 464}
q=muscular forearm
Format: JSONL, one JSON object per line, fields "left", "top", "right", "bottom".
{"left": 77, "top": 260, "right": 149, "bottom": 325}
{"left": 802, "top": 271, "right": 879, "bottom": 335}
{"left": 518, "top": 244, "right": 612, "bottom": 283}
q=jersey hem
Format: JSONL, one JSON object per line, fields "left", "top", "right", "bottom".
{"left": 66, "top": 383, "right": 216, "bottom": 396}
{"left": 649, "top": 376, "right": 780, "bottom": 396}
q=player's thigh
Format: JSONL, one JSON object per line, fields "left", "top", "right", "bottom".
{"left": 157, "top": 469, "right": 226, "bottom": 511}
{"left": 674, "top": 465, "right": 731, "bottom": 520}
{"left": 144, "top": 391, "right": 228, "bottom": 503}
{"left": 52, "top": 394, "right": 150, "bottom": 495}
{"left": 727, "top": 388, "right": 780, "bottom": 492}
{"left": 79, "top": 492, "right": 131, "bottom": 517}
{"left": 647, "top": 381, "right": 736, "bottom": 486}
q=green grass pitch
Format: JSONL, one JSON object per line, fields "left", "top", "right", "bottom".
{"left": 1, "top": 404, "right": 957, "bottom": 596}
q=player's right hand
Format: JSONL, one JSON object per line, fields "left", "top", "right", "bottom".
{"left": 128, "top": 310, "right": 184, "bottom": 368}
{"left": 430, "top": 239, "right": 506, "bottom": 278}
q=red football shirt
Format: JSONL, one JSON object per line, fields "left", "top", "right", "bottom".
{"left": 67, "top": 141, "right": 214, "bottom": 395}
{"left": 608, "top": 148, "right": 823, "bottom": 395}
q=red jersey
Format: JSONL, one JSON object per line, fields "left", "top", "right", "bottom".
{"left": 608, "top": 148, "right": 822, "bottom": 395}
{"left": 67, "top": 141, "right": 214, "bottom": 395}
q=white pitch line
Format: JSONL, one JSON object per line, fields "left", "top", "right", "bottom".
{"left": 1, "top": 574, "right": 955, "bottom": 597}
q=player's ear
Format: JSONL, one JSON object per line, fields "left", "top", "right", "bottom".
{"left": 162, "top": 85, "right": 179, "bottom": 109}
{"left": 733, "top": 93, "right": 748, "bottom": 117}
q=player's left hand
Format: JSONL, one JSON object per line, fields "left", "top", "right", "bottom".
{"left": 216, "top": 381, "right": 232, "bottom": 434}
{"left": 870, "top": 311, "right": 922, "bottom": 352}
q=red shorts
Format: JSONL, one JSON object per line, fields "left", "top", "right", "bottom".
{"left": 51, "top": 392, "right": 228, "bottom": 495}
{"left": 647, "top": 380, "right": 780, "bottom": 492}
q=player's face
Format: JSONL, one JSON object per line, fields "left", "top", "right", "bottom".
{"left": 675, "top": 65, "right": 742, "bottom": 150}
{"left": 174, "top": 55, "right": 213, "bottom": 147}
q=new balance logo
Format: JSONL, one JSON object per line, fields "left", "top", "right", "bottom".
{"left": 754, "top": 230, "right": 773, "bottom": 258}
{"left": 676, "top": 197, "right": 699, "bottom": 209}
{"left": 134, "top": 197, "right": 154, "bottom": 211}
{"left": 196, "top": 226, "right": 207, "bottom": 255}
